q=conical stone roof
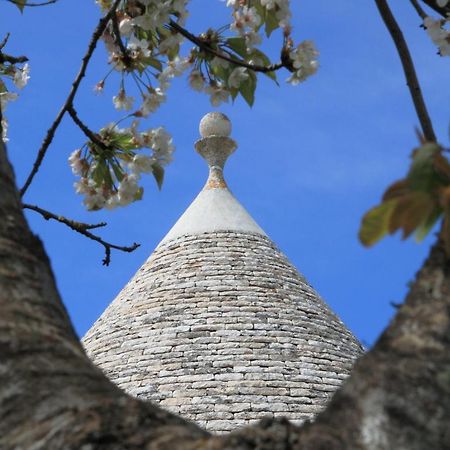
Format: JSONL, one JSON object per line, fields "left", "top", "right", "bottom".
{"left": 83, "top": 112, "right": 363, "bottom": 433}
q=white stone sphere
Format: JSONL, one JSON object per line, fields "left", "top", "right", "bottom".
{"left": 199, "top": 112, "right": 232, "bottom": 138}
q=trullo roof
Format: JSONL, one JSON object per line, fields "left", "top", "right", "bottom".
{"left": 83, "top": 112, "right": 363, "bottom": 434}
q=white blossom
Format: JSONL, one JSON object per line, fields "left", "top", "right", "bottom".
{"left": 287, "top": 40, "right": 319, "bottom": 85}
{"left": 424, "top": 16, "right": 450, "bottom": 56}
{"left": 206, "top": 82, "right": 230, "bottom": 106}
{"left": 84, "top": 191, "right": 106, "bottom": 210}
{"left": 13, "top": 63, "right": 30, "bottom": 89}
{"left": 118, "top": 174, "right": 140, "bottom": 205}
{"left": 150, "top": 127, "right": 174, "bottom": 165}
{"left": 228, "top": 67, "right": 249, "bottom": 88}
{"left": 119, "top": 17, "right": 133, "bottom": 37}
{"left": 113, "top": 89, "right": 135, "bottom": 111}
{"left": 129, "top": 154, "right": 154, "bottom": 175}
{"left": 159, "top": 33, "right": 183, "bottom": 54}
{"left": 231, "top": 6, "right": 261, "bottom": 35}
{"left": 0, "top": 92, "right": 18, "bottom": 110}
{"left": 127, "top": 35, "right": 151, "bottom": 58}
{"left": 244, "top": 31, "right": 262, "bottom": 52}
{"left": 68, "top": 149, "right": 85, "bottom": 176}
{"left": 140, "top": 88, "right": 166, "bottom": 116}
{"left": 188, "top": 70, "right": 205, "bottom": 92}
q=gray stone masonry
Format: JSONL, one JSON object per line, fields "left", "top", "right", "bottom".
{"left": 83, "top": 231, "right": 363, "bottom": 434}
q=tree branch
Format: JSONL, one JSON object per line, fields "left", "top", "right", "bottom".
{"left": 168, "top": 20, "right": 284, "bottom": 73}
{"left": 22, "top": 203, "right": 106, "bottom": 230}
{"left": 67, "top": 105, "right": 110, "bottom": 151}
{"left": 0, "top": 52, "right": 28, "bottom": 64}
{"left": 23, "top": 202, "right": 140, "bottom": 265}
{"left": 410, "top": 0, "right": 427, "bottom": 20}
{"left": 421, "top": 0, "right": 450, "bottom": 18}
{"left": 6, "top": 0, "right": 58, "bottom": 7}
{"left": 111, "top": 13, "right": 133, "bottom": 69}
{"left": 0, "top": 33, "right": 10, "bottom": 51}
{"left": 375, "top": 0, "right": 437, "bottom": 142}
{"left": 19, "top": 0, "right": 122, "bottom": 198}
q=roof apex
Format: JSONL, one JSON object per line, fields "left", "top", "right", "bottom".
{"left": 158, "top": 112, "right": 267, "bottom": 246}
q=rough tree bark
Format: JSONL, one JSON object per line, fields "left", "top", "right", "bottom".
{"left": 1, "top": 138, "right": 449, "bottom": 449}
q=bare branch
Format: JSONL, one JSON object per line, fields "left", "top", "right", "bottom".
{"left": 410, "top": 0, "right": 427, "bottom": 20}
{"left": 0, "top": 33, "right": 10, "bottom": 50}
{"left": 374, "top": 0, "right": 437, "bottom": 142}
{"left": 19, "top": 0, "right": 122, "bottom": 198}
{"left": 168, "top": 20, "right": 284, "bottom": 74}
{"left": 23, "top": 203, "right": 140, "bottom": 265}
{"left": 23, "top": 203, "right": 106, "bottom": 230}
{"left": 67, "top": 105, "right": 110, "bottom": 151}
{"left": 6, "top": 0, "right": 58, "bottom": 7}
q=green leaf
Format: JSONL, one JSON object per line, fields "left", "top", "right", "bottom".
{"left": 359, "top": 199, "right": 396, "bottom": 247}
{"left": 91, "top": 161, "right": 109, "bottom": 188}
{"left": 415, "top": 207, "right": 442, "bottom": 242}
{"left": 134, "top": 187, "right": 144, "bottom": 201}
{"left": 111, "top": 161, "right": 125, "bottom": 182}
{"left": 152, "top": 163, "right": 164, "bottom": 190}
{"left": 144, "top": 57, "right": 163, "bottom": 72}
{"left": 239, "top": 72, "right": 257, "bottom": 107}
{"left": 226, "top": 37, "right": 247, "bottom": 58}
{"left": 407, "top": 143, "right": 441, "bottom": 192}
{"left": 230, "top": 87, "right": 239, "bottom": 101}
{"left": 263, "top": 70, "right": 278, "bottom": 84}
{"left": 13, "top": 0, "right": 27, "bottom": 12}
{"left": 265, "top": 10, "right": 279, "bottom": 37}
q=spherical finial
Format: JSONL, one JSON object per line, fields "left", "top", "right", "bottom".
{"left": 199, "top": 112, "right": 232, "bottom": 138}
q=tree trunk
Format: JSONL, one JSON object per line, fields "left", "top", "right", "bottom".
{"left": 1, "top": 139, "right": 449, "bottom": 449}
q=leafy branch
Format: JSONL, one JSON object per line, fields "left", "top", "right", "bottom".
{"left": 168, "top": 20, "right": 284, "bottom": 74}
{"left": 19, "top": 0, "right": 122, "bottom": 197}
{"left": 23, "top": 203, "right": 140, "bottom": 265}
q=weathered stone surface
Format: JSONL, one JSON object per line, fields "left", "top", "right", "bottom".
{"left": 83, "top": 231, "right": 363, "bottom": 434}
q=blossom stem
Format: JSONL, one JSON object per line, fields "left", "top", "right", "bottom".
{"left": 374, "top": 0, "right": 436, "bottom": 142}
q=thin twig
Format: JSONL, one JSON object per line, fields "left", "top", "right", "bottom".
{"left": 23, "top": 203, "right": 140, "bottom": 265}
{"left": 67, "top": 105, "right": 109, "bottom": 151}
{"left": 0, "top": 52, "right": 28, "bottom": 64}
{"left": 168, "top": 20, "right": 284, "bottom": 74}
{"left": 23, "top": 203, "right": 106, "bottom": 230}
{"left": 0, "top": 33, "right": 10, "bottom": 50}
{"left": 374, "top": 0, "right": 436, "bottom": 142}
{"left": 409, "top": 0, "right": 427, "bottom": 20}
{"left": 421, "top": 0, "right": 450, "bottom": 18}
{"left": 6, "top": 0, "right": 58, "bottom": 7}
{"left": 19, "top": 0, "right": 122, "bottom": 198}
{"left": 111, "top": 14, "right": 133, "bottom": 69}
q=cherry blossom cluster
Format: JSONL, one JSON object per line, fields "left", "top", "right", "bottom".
{"left": 286, "top": 40, "right": 319, "bottom": 85}
{"left": 78, "top": 0, "right": 318, "bottom": 210}
{"left": 424, "top": 15, "right": 450, "bottom": 57}
{"left": 96, "top": 0, "right": 191, "bottom": 117}
{"left": 0, "top": 61, "right": 30, "bottom": 141}
{"left": 69, "top": 122, "right": 173, "bottom": 210}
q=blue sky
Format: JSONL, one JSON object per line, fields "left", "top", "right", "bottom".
{"left": 2, "top": 0, "right": 449, "bottom": 347}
